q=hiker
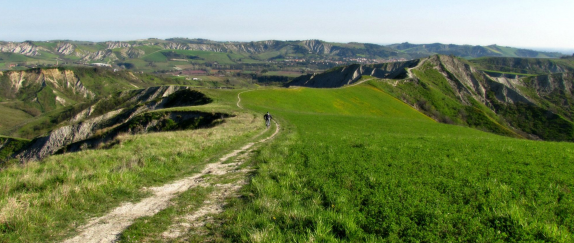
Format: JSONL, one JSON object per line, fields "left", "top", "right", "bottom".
{"left": 264, "top": 112, "right": 272, "bottom": 128}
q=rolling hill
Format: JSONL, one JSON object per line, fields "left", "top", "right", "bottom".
{"left": 0, "top": 39, "right": 565, "bottom": 73}
{"left": 0, "top": 67, "right": 184, "bottom": 139}
{"left": 289, "top": 55, "right": 574, "bottom": 142}
{"left": 1, "top": 54, "right": 574, "bottom": 242}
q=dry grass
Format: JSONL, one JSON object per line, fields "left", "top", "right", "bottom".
{"left": 0, "top": 112, "right": 264, "bottom": 242}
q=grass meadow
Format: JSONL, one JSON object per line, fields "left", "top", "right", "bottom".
{"left": 211, "top": 84, "right": 574, "bottom": 242}
{"left": 0, "top": 104, "right": 33, "bottom": 132}
{"left": 0, "top": 89, "right": 268, "bottom": 242}
{"left": 1, "top": 83, "right": 574, "bottom": 242}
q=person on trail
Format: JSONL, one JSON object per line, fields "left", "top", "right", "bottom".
{"left": 264, "top": 112, "right": 272, "bottom": 128}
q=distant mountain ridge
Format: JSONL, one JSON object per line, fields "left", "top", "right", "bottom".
{"left": 0, "top": 38, "right": 564, "bottom": 66}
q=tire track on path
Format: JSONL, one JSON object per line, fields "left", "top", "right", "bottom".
{"left": 64, "top": 89, "right": 279, "bottom": 243}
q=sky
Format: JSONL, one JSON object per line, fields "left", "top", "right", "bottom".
{"left": 1, "top": 0, "right": 573, "bottom": 50}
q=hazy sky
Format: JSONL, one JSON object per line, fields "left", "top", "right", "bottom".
{"left": 1, "top": 0, "right": 573, "bottom": 49}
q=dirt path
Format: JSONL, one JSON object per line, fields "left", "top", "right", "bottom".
{"left": 236, "top": 90, "right": 254, "bottom": 109}
{"left": 407, "top": 58, "right": 425, "bottom": 79}
{"left": 160, "top": 121, "right": 278, "bottom": 240}
{"left": 63, "top": 89, "right": 279, "bottom": 243}
{"left": 344, "top": 77, "right": 376, "bottom": 88}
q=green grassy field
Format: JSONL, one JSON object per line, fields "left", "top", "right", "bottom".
{"left": 208, "top": 84, "right": 574, "bottom": 242}
{"left": 0, "top": 53, "right": 30, "bottom": 63}
{"left": 2, "top": 81, "right": 574, "bottom": 242}
{"left": 134, "top": 45, "right": 163, "bottom": 55}
{"left": 0, "top": 104, "right": 33, "bottom": 132}
{"left": 143, "top": 52, "right": 168, "bottom": 62}
{"left": 0, "top": 89, "right": 270, "bottom": 242}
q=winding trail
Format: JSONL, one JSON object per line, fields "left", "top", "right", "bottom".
{"left": 344, "top": 77, "right": 376, "bottom": 88}
{"left": 64, "top": 89, "right": 279, "bottom": 243}
{"left": 236, "top": 90, "right": 254, "bottom": 109}
{"left": 406, "top": 58, "right": 425, "bottom": 79}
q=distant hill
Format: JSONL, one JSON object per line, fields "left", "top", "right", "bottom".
{"left": 289, "top": 55, "right": 574, "bottom": 142}
{"left": 469, "top": 57, "right": 574, "bottom": 74}
{"left": 388, "top": 43, "right": 563, "bottom": 59}
{"left": 0, "top": 39, "right": 564, "bottom": 72}
{"left": 0, "top": 67, "right": 179, "bottom": 138}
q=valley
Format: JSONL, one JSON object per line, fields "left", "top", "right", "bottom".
{"left": 0, "top": 39, "right": 567, "bottom": 91}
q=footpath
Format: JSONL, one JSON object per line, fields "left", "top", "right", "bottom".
{"left": 64, "top": 90, "right": 279, "bottom": 242}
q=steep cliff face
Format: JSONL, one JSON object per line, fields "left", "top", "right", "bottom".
{"left": 12, "top": 86, "right": 211, "bottom": 162}
{"left": 189, "top": 44, "right": 226, "bottom": 52}
{"left": 0, "top": 67, "right": 180, "bottom": 131}
{"left": 56, "top": 42, "right": 76, "bottom": 55}
{"left": 470, "top": 57, "right": 574, "bottom": 74}
{"left": 1, "top": 68, "right": 94, "bottom": 100}
{"left": 14, "top": 109, "right": 125, "bottom": 162}
{"left": 0, "top": 42, "right": 39, "bottom": 56}
{"left": 119, "top": 48, "right": 145, "bottom": 59}
{"left": 225, "top": 40, "right": 280, "bottom": 54}
{"left": 428, "top": 55, "right": 534, "bottom": 105}
{"left": 106, "top": 41, "right": 133, "bottom": 49}
{"left": 161, "top": 42, "right": 192, "bottom": 51}
{"left": 156, "top": 41, "right": 280, "bottom": 54}
{"left": 302, "top": 40, "right": 338, "bottom": 55}
{"left": 82, "top": 50, "right": 118, "bottom": 61}
{"left": 530, "top": 72, "right": 574, "bottom": 94}
{"left": 288, "top": 60, "right": 419, "bottom": 87}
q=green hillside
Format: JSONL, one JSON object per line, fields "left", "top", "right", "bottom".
{"left": 0, "top": 83, "right": 573, "bottom": 242}
{"left": 470, "top": 57, "right": 574, "bottom": 74}
{"left": 242, "top": 85, "right": 432, "bottom": 120}
{"left": 1, "top": 54, "right": 574, "bottom": 242}
{"left": 0, "top": 67, "right": 192, "bottom": 139}
{"left": 0, "top": 88, "right": 268, "bottom": 242}
{"left": 210, "top": 84, "right": 574, "bottom": 242}
{"left": 289, "top": 55, "right": 574, "bottom": 142}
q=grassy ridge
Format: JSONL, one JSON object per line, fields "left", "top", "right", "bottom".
{"left": 0, "top": 67, "right": 193, "bottom": 139}
{"left": 0, "top": 89, "right": 265, "bottom": 242}
{"left": 213, "top": 85, "right": 574, "bottom": 241}
{"left": 246, "top": 86, "right": 432, "bottom": 120}
{"left": 370, "top": 63, "right": 519, "bottom": 138}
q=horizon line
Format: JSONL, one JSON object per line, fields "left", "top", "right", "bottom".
{"left": 2, "top": 37, "right": 573, "bottom": 54}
